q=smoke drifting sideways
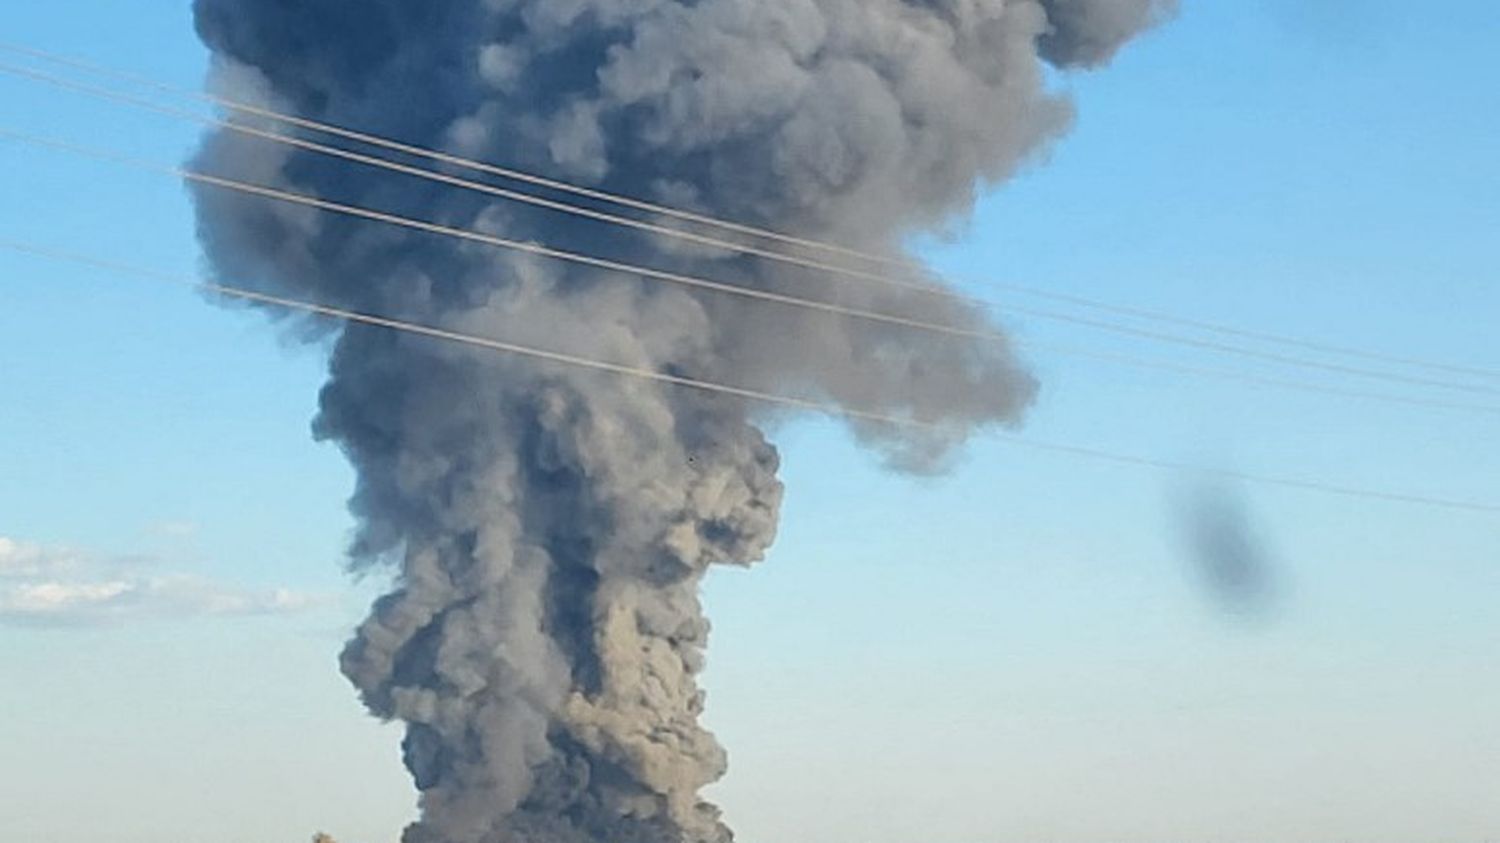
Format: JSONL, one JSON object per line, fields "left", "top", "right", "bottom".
{"left": 188, "top": 1, "right": 1174, "bottom": 841}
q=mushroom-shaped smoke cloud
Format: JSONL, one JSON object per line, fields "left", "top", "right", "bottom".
{"left": 191, "top": 1, "right": 1174, "bottom": 840}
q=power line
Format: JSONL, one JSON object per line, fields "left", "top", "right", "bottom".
{"left": 6, "top": 126, "right": 1500, "bottom": 409}
{"left": 0, "top": 60, "right": 952, "bottom": 300}
{"left": 4, "top": 238, "right": 1495, "bottom": 515}
{"left": 0, "top": 130, "right": 1051, "bottom": 349}
{"left": 0, "top": 42, "right": 886, "bottom": 264}
{"left": 2, "top": 41, "right": 1496, "bottom": 384}
{"left": 1022, "top": 344, "right": 1500, "bottom": 416}
{"left": 18, "top": 62, "right": 1500, "bottom": 407}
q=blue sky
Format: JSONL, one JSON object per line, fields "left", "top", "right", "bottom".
{"left": 1, "top": 2, "right": 1497, "bottom": 842}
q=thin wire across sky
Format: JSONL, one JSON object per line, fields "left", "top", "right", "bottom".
{"left": 3, "top": 125, "right": 1498, "bottom": 417}
{"left": 4, "top": 239, "right": 1496, "bottom": 515}
{"left": 1, "top": 42, "right": 1496, "bottom": 515}
{"left": 2, "top": 40, "right": 1496, "bottom": 384}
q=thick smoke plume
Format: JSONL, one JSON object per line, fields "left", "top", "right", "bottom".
{"left": 190, "top": 1, "right": 1170, "bottom": 840}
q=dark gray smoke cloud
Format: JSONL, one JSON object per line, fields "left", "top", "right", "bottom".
{"left": 188, "top": 1, "right": 1172, "bottom": 840}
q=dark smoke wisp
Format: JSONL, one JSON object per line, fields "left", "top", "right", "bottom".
{"left": 188, "top": 1, "right": 1172, "bottom": 840}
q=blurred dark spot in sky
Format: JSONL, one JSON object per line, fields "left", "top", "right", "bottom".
{"left": 1175, "top": 480, "right": 1281, "bottom": 622}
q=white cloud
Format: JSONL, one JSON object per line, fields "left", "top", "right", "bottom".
{"left": 3, "top": 580, "right": 133, "bottom": 612}
{"left": 0, "top": 537, "right": 82, "bottom": 578}
{"left": 0, "top": 536, "right": 325, "bottom": 627}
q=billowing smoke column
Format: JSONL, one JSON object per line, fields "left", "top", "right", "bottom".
{"left": 189, "top": 1, "right": 1170, "bottom": 840}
